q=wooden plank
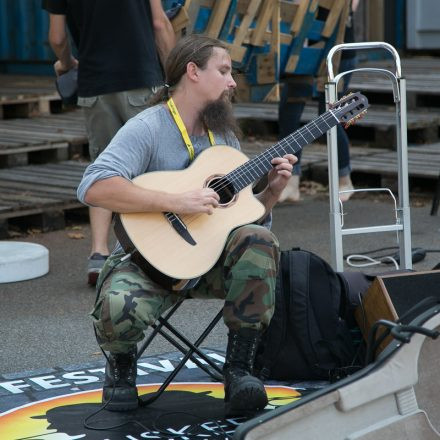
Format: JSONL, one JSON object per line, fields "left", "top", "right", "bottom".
{"left": 233, "top": 0, "right": 262, "bottom": 47}
{"left": 0, "top": 181, "right": 77, "bottom": 198}
{"left": 205, "top": 0, "right": 232, "bottom": 38}
{"left": 354, "top": 277, "right": 397, "bottom": 353}
{"left": 0, "top": 161, "right": 86, "bottom": 232}
{"left": 234, "top": 101, "right": 440, "bottom": 129}
{"left": 0, "top": 167, "right": 83, "bottom": 184}
{"left": 291, "top": 0, "right": 311, "bottom": 35}
{"left": 320, "top": 0, "right": 346, "bottom": 38}
{"left": 0, "top": 110, "right": 87, "bottom": 158}
{"left": 250, "top": 0, "right": 276, "bottom": 46}
{"left": 0, "top": 143, "right": 69, "bottom": 155}
{"left": 256, "top": 53, "right": 277, "bottom": 84}
{"left": 280, "top": 0, "right": 299, "bottom": 23}
{"left": 0, "top": 170, "right": 81, "bottom": 187}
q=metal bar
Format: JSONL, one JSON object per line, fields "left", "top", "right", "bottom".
{"left": 341, "top": 224, "right": 404, "bottom": 236}
{"left": 395, "top": 78, "right": 413, "bottom": 269}
{"left": 138, "top": 308, "right": 224, "bottom": 407}
{"left": 334, "top": 68, "right": 400, "bottom": 102}
{"left": 136, "top": 300, "right": 183, "bottom": 359}
{"left": 158, "top": 310, "right": 224, "bottom": 376}
{"left": 326, "top": 82, "right": 344, "bottom": 272}
{"left": 327, "top": 42, "right": 402, "bottom": 79}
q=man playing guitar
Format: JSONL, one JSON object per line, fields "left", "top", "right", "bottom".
{"left": 77, "top": 34, "right": 296, "bottom": 416}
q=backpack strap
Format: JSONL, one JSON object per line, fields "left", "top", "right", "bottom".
{"left": 258, "top": 250, "right": 291, "bottom": 379}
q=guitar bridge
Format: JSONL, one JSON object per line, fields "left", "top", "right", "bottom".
{"left": 164, "top": 212, "right": 197, "bottom": 246}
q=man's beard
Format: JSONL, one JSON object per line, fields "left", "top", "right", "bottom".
{"left": 199, "top": 91, "right": 241, "bottom": 139}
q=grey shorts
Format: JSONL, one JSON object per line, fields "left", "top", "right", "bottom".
{"left": 77, "top": 87, "right": 155, "bottom": 160}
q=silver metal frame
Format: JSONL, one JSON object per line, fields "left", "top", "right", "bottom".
{"left": 326, "top": 42, "right": 412, "bottom": 271}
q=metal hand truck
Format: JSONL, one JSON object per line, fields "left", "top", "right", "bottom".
{"left": 325, "top": 42, "right": 412, "bottom": 272}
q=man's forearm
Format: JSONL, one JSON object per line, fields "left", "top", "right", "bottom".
{"left": 48, "top": 14, "right": 77, "bottom": 73}
{"left": 51, "top": 36, "right": 73, "bottom": 69}
{"left": 150, "top": 0, "right": 176, "bottom": 66}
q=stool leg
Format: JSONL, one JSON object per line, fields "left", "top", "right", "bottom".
{"left": 136, "top": 300, "right": 183, "bottom": 360}
{"left": 138, "top": 309, "right": 224, "bottom": 407}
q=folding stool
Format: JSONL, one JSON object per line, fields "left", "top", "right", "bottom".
{"left": 136, "top": 298, "right": 225, "bottom": 406}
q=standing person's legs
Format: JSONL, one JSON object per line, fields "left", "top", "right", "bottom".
{"left": 337, "top": 57, "right": 357, "bottom": 200}
{"left": 78, "top": 88, "right": 154, "bottom": 285}
{"left": 278, "top": 76, "right": 314, "bottom": 202}
{"left": 318, "top": 57, "right": 356, "bottom": 201}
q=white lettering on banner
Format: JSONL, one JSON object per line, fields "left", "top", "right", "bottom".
{"left": 201, "top": 420, "right": 231, "bottom": 432}
{"left": 207, "top": 353, "right": 225, "bottom": 363}
{"left": 166, "top": 424, "right": 191, "bottom": 439}
{"left": 88, "top": 367, "right": 106, "bottom": 374}
{"left": 63, "top": 371, "right": 100, "bottom": 385}
{"left": 0, "top": 380, "right": 31, "bottom": 394}
{"left": 136, "top": 367, "right": 149, "bottom": 376}
{"left": 181, "top": 353, "right": 224, "bottom": 369}
{"left": 137, "top": 359, "right": 174, "bottom": 372}
{"left": 0, "top": 352, "right": 223, "bottom": 395}
{"left": 30, "top": 376, "right": 70, "bottom": 389}
{"left": 140, "top": 432, "right": 161, "bottom": 439}
{"left": 181, "top": 358, "right": 203, "bottom": 369}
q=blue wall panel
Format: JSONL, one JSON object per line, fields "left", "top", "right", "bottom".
{"left": 0, "top": 0, "right": 53, "bottom": 74}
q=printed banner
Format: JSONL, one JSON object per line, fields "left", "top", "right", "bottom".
{"left": 0, "top": 349, "right": 326, "bottom": 439}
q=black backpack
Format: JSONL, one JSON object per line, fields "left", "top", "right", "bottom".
{"left": 256, "top": 249, "right": 366, "bottom": 382}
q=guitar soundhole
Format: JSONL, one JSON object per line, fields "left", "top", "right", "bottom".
{"left": 206, "top": 175, "right": 236, "bottom": 207}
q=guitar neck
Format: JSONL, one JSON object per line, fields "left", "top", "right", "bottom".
{"left": 227, "top": 109, "right": 340, "bottom": 193}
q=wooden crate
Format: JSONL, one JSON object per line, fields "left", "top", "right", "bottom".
{"left": 168, "top": 0, "right": 350, "bottom": 102}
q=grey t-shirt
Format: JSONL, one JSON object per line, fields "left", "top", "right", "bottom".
{"left": 77, "top": 104, "right": 241, "bottom": 202}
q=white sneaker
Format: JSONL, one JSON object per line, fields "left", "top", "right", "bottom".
{"left": 339, "top": 176, "right": 354, "bottom": 202}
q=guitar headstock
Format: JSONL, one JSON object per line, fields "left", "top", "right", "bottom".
{"left": 330, "top": 92, "right": 369, "bottom": 128}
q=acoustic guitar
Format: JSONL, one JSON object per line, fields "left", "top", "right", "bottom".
{"left": 115, "top": 92, "right": 368, "bottom": 289}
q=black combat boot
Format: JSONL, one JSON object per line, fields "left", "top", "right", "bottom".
{"left": 223, "top": 328, "right": 268, "bottom": 416}
{"left": 102, "top": 348, "right": 138, "bottom": 411}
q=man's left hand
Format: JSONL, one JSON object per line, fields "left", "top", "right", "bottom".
{"left": 267, "top": 154, "right": 298, "bottom": 198}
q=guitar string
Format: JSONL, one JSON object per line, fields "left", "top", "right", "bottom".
{"left": 205, "top": 110, "right": 336, "bottom": 195}
{"left": 197, "top": 112, "right": 334, "bottom": 197}
{"left": 174, "top": 111, "right": 338, "bottom": 227}
{"left": 165, "top": 97, "right": 365, "bottom": 233}
{"left": 172, "top": 111, "right": 338, "bottom": 227}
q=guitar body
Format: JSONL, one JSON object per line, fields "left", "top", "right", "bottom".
{"left": 119, "top": 145, "right": 266, "bottom": 280}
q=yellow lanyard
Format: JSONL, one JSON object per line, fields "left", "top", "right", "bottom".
{"left": 167, "top": 97, "right": 215, "bottom": 162}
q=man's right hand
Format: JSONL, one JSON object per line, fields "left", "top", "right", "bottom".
{"left": 173, "top": 188, "right": 220, "bottom": 215}
{"left": 54, "top": 57, "right": 78, "bottom": 76}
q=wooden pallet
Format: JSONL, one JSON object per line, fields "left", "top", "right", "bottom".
{"left": 349, "top": 57, "right": 440, "bottom": 108}
{"left": 0, "top": 74, "right": 61, "bottom": 119}
{"left": 0, "top": 109, "right": 87, "bottom": 167}
{"left": 298, "top": 143, "right": 440, "bottom": 183}
{"left": 171, "top": 0, "right": 349, "bottom": 102}
{"left": 234, "top": 101, "right": 440, "bottom": 147}
{"left": 0, "top": 160, "right": 88, "bottom": 238}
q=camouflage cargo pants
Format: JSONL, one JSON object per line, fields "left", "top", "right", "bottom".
{"left": 91, "top": 224, "right": 280, "bottom": 353}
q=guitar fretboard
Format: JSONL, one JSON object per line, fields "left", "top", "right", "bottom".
{"left": 225, "top": 109, "right": 340, "bottom": 193}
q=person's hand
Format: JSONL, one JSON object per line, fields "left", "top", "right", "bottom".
{"left": 267, "top": 154, "right": 298, "bottom": 198}
{"left": 173, "top": 188, "right": 220, "bottom": 215}
{"left": 53, "top": 57, "right": 78, "bottom": 76}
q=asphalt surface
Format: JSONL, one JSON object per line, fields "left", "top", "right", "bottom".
{"left": 1, "top": 188, "right": 439, "bottom": 375}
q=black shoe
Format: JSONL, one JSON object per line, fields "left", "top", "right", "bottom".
{"left": 102, "top": 349, "right": 138, "bottom": 411}
{"left": 223, "top": 328, "right": 268, "bottom": 416}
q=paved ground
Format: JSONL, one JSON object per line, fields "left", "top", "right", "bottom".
{"left": 0, "top": 187, "right": 439, "bottom": 375}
